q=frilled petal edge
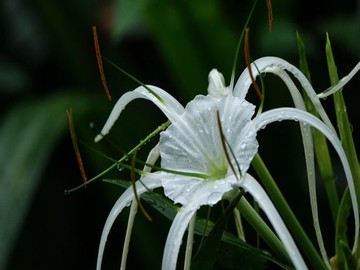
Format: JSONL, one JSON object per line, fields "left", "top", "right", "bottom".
{"left": 161, "top": 173, "right": 238, "bottom": 206}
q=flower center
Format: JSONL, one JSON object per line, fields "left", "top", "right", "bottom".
{"left": 207, "top": 158, "right": 229, "bottom": 180}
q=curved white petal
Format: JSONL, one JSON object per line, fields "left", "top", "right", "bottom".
{"left": 252, "top": 107, "right": 359, "bottom": 254}
{"left": 96, "top": 175, "right": 163, "bottom": 270}
{"left": 184, "top": 212, "right": 196, "bottom": 270}
{"left": 318, "top": 62, "right": 360, "bottom": 98}
{"left": 162, "top": 206, "right": 197, "bottom": 270}
{"left": 119, "top": 143, "right": 162, "bottom": 269}
{"left": 95, "top": 85, "right": 185, "bottom": 142}
{"left": 234, "top": 56, "right": 336, "bottom": 133}
{"left": 143, "top": 143, "right": 160, "bottom": 173}
{"left": 262, "top": 68, "right": 328, "bottom": 265}
{"left": 241, "top": 174, "right": 307, "bottom": 269}
{"left": 161, "top": 173, "right": 238, "bottom": 269}
{"left": 160, "top": 94, "right": 258, "bottom": 176}
{"left": 235, "top": 60, "right": 334, "bottom": 263}
{"left": 120, "top": 200, "right": 138, "bottom": 270}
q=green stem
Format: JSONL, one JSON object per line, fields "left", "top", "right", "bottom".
{"left": 251, "top": 153, "right": 327, "bottom": 269}
{"left": 236, "top": 197, "right": 292, "bottom": 266}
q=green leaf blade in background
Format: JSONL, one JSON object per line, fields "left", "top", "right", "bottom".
{"left": 0, "top": 92, "right": 92, "bottom": 270}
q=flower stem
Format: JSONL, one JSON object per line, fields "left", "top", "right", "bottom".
{"left": 251, "top": 153, "right": 327, "bottom": 269}
{"left": 236, "top": 197, "right": 292, "bottom": 266}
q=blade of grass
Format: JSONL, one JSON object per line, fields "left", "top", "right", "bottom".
{"left": 325, "top": 33, "right": 360, "bottom": 266}
{"left": 325, "top": 33, "right": 360, "bottom": 203}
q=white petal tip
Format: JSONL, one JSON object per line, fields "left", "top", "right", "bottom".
{"left": 95, "top": 134, "right": 103, "bottom": 143}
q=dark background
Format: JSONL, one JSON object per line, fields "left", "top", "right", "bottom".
{"left": 1, "top": 0, "right": 359, "bottom": 269}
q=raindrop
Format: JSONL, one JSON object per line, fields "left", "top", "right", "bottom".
{"left": 117, "top": 164, "right": 124, "bottom": 171}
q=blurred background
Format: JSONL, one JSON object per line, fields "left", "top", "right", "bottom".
{"left": 0, "top": 0, "right": 359, "bottom": 269}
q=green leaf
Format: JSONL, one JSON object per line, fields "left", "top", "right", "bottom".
{"left": 335, "top": 188, "right": 353, "bottom": 269}
{"left": 103, "top": 179, "right": 179, "bottom": 220}
{"left": 325, "top": 33, "right": 360, "bottom": 202}
{"left": 325, "top": 33, "right": 360, "bottom": 269}
{"left": 0, "top": 92, "right": 92, "bottom": 269}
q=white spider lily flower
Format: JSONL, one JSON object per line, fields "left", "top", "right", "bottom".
{"left": 95, "top": 57, "right": 359, "bottom": 270}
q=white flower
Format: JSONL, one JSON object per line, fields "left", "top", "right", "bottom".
{"left": 95, "top": 57, "right": 359, "bottom": 270}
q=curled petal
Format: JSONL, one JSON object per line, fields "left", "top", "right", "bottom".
{"left": 95, "top": 85, "right": 185, "bottom": 142}
{"left": 234, "top": 56, "right": 335, "bottom": 133}
{"left": 96, "top": 175, "right": 163, "bottom": 270}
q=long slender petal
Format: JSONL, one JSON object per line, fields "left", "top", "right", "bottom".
{"left": 162, "top": 206, "right": 197, "bottom": 270}
{"left": 234, "top": 56, "right": 336, "bottom": 133}
{"left": 120, "top": 143, "right": 161, "bottom": 269}
{"left": 95, "top": 85, "right": 185, "bottom": 142}
{"left": 184, "top": 212, "right": 196, "bottom": 270}
{"left": 252, "top": 107, "right": 359, "bottom": 253}
{"left": 318, "top": 62, "right": 360, "bottom": 98}
{"left": 241, "top": 174, "right": 308, "bottom": 269}
{"left": 264, "top": 68, "right": 329, "bottom": 265}
{"left": 96, "top": 175, "right": 163, "bottom": 270}
{"left": 120, "top": 200, "right": 138, "bottom": 270}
